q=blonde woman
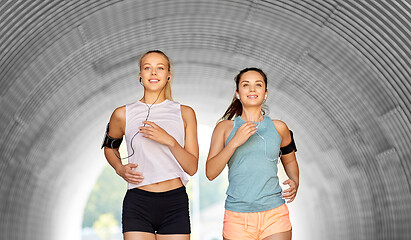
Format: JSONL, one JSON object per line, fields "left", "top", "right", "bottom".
{"left": 102, "top": 50, "right": 198, "bottom": 240}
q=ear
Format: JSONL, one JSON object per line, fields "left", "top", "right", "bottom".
{"left": 236, "top": 91, "right": 240, "bottom": 99}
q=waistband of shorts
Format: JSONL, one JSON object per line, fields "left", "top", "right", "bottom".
{"left": 128, "top": 186, "right": 186, "bottom": 197}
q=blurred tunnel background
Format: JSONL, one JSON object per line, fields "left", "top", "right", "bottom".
{"left": 1, "top": 0, "right": 411, "bottom": 239}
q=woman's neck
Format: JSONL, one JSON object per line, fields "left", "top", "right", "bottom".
{"left": 241, "top": 107, "right": 264, "bottom": 122}
{"left": 140, "top": 91, "right": 166, "bottom": 104}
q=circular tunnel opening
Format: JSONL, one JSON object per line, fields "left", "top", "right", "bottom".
{"left": 1, "top": 1, "right": 411, "bottom": 240}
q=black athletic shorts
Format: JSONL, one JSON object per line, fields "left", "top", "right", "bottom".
{"left": 122, "top": 186, "right": 191, "bottom": 234}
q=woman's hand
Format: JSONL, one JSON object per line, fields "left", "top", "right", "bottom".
{"left": 115, "top": 163, "right": 144, "bottom": 184}
{"left": 139, "top": 121, "right": 176, "bottom": 147}
{"left": 282, "top": 179, "right": 298, "bottom": 203}
{"left": 228, "top": 121, "right": 257, "bottom": 148}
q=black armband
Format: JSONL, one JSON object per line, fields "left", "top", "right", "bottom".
{"left": 280, "top": 130, "right": 297, "bottom": 155}
{"left": 101, "top": 123, "right": 123, "bottom": 149}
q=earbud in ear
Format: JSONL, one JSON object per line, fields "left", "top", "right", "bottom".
{"left": 167, "top": 77, "right": 170, "bottom": 80}
{"left": 265, "top": 95, "right": 267, "bottom": 100}
{"left": 236, "top": 94, "right": 240, "bottom": 99}
{"left": 139, "top": 77, "right": 142, "bottom": 82}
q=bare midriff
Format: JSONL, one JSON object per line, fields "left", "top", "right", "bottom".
{"left": 137, "top": 177, "right": 183, "bottom": 192}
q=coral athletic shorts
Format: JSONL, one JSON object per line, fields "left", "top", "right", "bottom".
{"left": 223, "top": 204, "right": 291, "bottom": 240}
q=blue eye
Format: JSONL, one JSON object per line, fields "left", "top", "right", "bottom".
{"left": 158, "top": 67, "right": 164, "bottom": 70}
{"left": 144, "top": 67, "right": 150, "bottom": 70}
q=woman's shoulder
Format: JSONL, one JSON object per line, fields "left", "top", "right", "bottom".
{"left": 180, "top": 104, "right": 195, "bottom": 113}
{"left": 215, "top": 119, "right": 234, "bottom": 132}
{"left": 180, "top": 104, "right": 197, "bottom": 125}
{"left": 271, "top": 119, "right": 290, "bottom": 137}
{"left": 111, "top": 105, "right": 126, "bottom": 120}
{"left": 180, "top": 104, "right": 196, "bottom": 117}
{"left": 213, "top": 120, "right": 234, "bottom": 142}
{"left": 109, "top": 106, "right": 126, "bottom": 132}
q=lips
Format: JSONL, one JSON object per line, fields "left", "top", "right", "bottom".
{"left": 149, "top": 79, "right": 159, "bottom": 83}
{"left": 247, "top": 95, "right": 258, "bottom": 99}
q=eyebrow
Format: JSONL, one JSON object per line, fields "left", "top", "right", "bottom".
{"left": 143, "top": 63, "right": 166, "bottom": 66}
{"left": 142, "top": 64, "right": 166, "bottom": 68}
{"left": 240, "top": 80, "right": 264, "bottom": 83}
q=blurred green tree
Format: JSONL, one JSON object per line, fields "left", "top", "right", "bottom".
{"left": 82, "top": 165, "right": 126, "bottom": 228}
{"left": 198, "top": 153, "right": 228, "bottom": 210}
{"left": 93, "top": 213, "right": 118, "bottom": 240}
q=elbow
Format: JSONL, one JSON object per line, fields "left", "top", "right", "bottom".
{"left": 206, "top": 175, "right": 216, "bottom": 181}
{"left": 187, "top": 168, "right": 197, "bottom": 176}
{"left": 205, "top": 162, "right": 216, "bottom": 181}
{"left": 205, "top": 170, "right": 216, "bottom": 181}
{"left": 187, "top": 164, "right": 198, "bottom": 176}
{"left": 184, "top": 156, "right": 198, "bottom": 176}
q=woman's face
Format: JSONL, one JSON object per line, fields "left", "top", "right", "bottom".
{"left": 237, "top": 70, "right": 267, "bottom": 107}
{"left": 139, "top": 53, "right": 171, "bottom": 91}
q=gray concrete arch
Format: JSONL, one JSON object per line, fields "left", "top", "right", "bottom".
{"left": 1, "top": 1, "right": 410, "bottom": 239}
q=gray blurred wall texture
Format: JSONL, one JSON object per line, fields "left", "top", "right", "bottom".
{"left": 0, "top": 0, "right": 411, "bottom": 240}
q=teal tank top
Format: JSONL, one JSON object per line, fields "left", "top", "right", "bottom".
{"left": 224, "top": 115, "right": 285, "bottom": 212}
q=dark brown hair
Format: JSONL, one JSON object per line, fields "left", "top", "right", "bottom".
{"left": 221, "top": 67, "right": 268, "bottom": 120}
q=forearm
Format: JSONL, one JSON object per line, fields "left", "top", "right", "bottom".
{"left": 283, "top": 159, "right": 299, "bottom": 186}
{"left": 104, "top": 148, "right": 123, "bottom": 173}
{"left": 206, "top": 142, "right": 237, "bottom": 181}
{"left": 168, "top": 139, "right": 198, "bottom": 176}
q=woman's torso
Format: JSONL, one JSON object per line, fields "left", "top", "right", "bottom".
{"left": 223, "top": 115, "right": 285, "bottom": 212}
{"left": 124, "top": 99, "right": 188, "bottom": 192}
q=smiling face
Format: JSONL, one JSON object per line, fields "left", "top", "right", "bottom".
{"left": 139, "top": 52, "right": 171, "bottom": 91}
{"left": 236, "top": 70, "right": 267, "bottom": 107}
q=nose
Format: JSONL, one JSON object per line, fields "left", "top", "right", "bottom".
{"left": 151, "top": 69, "right": 157, "bottom": 75}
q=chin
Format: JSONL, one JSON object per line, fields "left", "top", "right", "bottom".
{"left": 146, "top": 85, "right": 166, "bottom": 91}
{"left": 243, "top": 102, "right": 264, "bottom": 107}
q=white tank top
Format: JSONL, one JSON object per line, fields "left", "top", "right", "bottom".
{"left": 125, "top": 99, "right": 188, "bottom": 189}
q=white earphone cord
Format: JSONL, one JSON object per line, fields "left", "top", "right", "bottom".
{"left": 255, "top": 116, "right": 281, "bottom": 162}
{"left": 111, "top": 82, "right": 167, "bottom": 160}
